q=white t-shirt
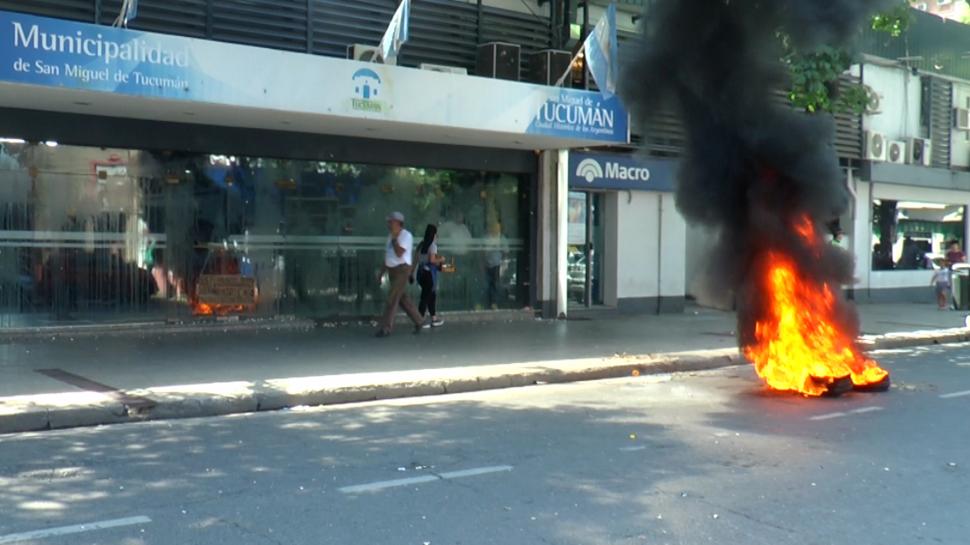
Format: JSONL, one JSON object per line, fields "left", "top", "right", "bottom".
{"left": 933, "top": 268, "right": 952, "bottom": 287}
{"left": 420, "top": 242, "right": 438, "bottom": 266}
{"left": 385, "top": 229, "right": 413, "bottom": 267}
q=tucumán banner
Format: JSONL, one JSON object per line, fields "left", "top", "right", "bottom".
{"left": 0, "top": 10, "right": 629, "bottom": 145}
{"left": 569, "top": 151, "right": 678, "bottom": 192}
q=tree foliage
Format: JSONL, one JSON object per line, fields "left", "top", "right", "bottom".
{"left": 783, "top": 0, "right": 912, "bottom": 114}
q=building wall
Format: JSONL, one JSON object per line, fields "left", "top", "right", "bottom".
{"left": 612, "top": 191, "right": 686, "bottom": 311}
{"left": 861, "top": 63, "right": 921, "bottom": 142}
{"left": 684, "top": 221, "right": 716, "bottom": 301}
{"left": 918, "top": 0, "right": 970, "bottom": 23}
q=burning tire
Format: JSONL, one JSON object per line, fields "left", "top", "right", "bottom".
{"left": 622, "top": 0, "right": 893, "bottom": 399}
{"left": 852, "top": 374, "right": 891, "bottom": 393}
{"left": 818, "top": 376, "right": 853, "bottom": 398}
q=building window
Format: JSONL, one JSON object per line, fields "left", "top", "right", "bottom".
{"left": 871, "top": 199, "right": 966, "bottom": 270}
{"left": 0, "top": 142, "right": 532, "bottom": 326}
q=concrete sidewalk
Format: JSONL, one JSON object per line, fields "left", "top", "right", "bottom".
{"left": 1, "top": 303, "right": 968, "bottom": 434}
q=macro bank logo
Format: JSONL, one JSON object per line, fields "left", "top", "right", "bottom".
{"left": 574, "top": 155, "right": 652, "bottom": 187}
{"left": 351, "top": 68, "right": 385, "bottom": 113}
{"left": 576, "top": 158, "right": 603, "bottom": 183}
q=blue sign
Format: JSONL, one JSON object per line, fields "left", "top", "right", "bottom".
{"left": 527, "top": 91, "right": 629, "bottom": 144}
{"left": 0, "top": 10, "right": 628, "bottom": 146}
{"left": 568, "top": 151, "right": 677, "bottom": 191}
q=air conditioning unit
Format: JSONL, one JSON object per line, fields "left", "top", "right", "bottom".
{"left": 864, "top": 131, "right": 887, "bottom": 162}
{"left": 955, "top": 107, "right": 970, "bottom": 130}
{"left": 909, "top": 138, "right": 932, "bottom": 166}
{"left": 419, "top": 63, "right": 468, "bottom": 75}
{"left": 347, "top": 44, "right": 395, "bottom": 65}
{"left": 887, "top": 140, "right": 907, "bottom": 164}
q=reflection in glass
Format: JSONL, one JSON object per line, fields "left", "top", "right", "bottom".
{"left": 566, "top": 191, "right": 604, "bottom": 307}
{"left": 871, "top": 199, "right": 966, "bottom": 271}
{"left": 0, "top": 142, "right": 532, "bottom": 327}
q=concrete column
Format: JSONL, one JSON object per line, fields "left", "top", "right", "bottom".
{"left": 555, "top": 149, "right": 569, "bottom": 318}
{"left": 603, "top": 191, "right": 619, "bottom": 307}
{"left": 852, "top": 179, "right": 872, "bottom": 294}
{"left": 536, "top": 151, "right": 554, "bottom": 316}
{"left": 536, "top": 149, "right": 569, "bottom": 319}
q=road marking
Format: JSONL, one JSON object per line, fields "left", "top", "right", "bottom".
{"left": 619, "top": 446, "right": 647, "bottom": 452}
{"left": 0, "top": 516, "right": 151, "bottom": 544}
{"left": 438, "top": 466, "right": 513, "bottom": 479}
{"left": 809, "top": 411, "right": 848, "bottom": 421}
{"left": 940, "top": 389, "right": 970, "bottom": 399}
{"left": 338, "top": 475, "right": 439, "bottom": 493}
{"left": 809, "top": 406, "right": 882, "bottom": 421}
{"left": 339, "top": 465, "right": 513, "bottom": 494}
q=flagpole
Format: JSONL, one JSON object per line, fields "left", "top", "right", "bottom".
{"left": 553, "top": 52, "right": 580, "bottom": 88}
{"left": 553, "top": 2, "right": 591, "bottom": 89}
{"left": 113, "top": 0, "right": 130, "bottom": 27}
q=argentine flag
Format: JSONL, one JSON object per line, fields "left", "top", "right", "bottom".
{"left": 583, "top": 2, "right": 618, "bottom": 98}
{"left": 380, "top": 0, "right": 411, "bottom": 65}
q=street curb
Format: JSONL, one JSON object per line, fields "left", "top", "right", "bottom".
{"left": 1, "top": 328, "right": 966, "bottom": 435}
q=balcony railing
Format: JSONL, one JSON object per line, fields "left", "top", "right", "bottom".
{"left": 0, "top": 0, "right": 553, "bottom": 76}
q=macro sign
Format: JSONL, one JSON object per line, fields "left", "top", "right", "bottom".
{"left": 0, "top": 9, "right": 627, "bottom": 146}
{"left": 568, "top": 151, "right": 677, "bottom": 192}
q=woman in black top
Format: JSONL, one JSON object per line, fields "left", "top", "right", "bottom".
{"left": 414, "top": 224, "right": 446, "bottom": 328}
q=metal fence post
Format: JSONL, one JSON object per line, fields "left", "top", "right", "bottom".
{"left": 476, "top": 0, "right": 483, "bottom": 45}
{"left": 307, "top": 0, "right": 313, "bottom": 53}
{"left": 205, "top": 0, "right": 214, "bottom": 39}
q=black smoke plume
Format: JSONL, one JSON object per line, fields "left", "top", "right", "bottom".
{"left": 621, "top": 0, "right": 890, "bottom": 347}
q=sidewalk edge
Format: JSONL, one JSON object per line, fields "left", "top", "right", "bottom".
{"left": 1, "top": 328, "right": 965, "bottom": 435}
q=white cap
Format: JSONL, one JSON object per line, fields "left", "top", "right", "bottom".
{"left": 386, "top": 211, "right": 405, "bottom": 223}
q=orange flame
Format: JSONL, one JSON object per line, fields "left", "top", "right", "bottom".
{"left": 192, "top": 302, "right": 249, "bottom": 316}
{"left": 793, "top": 214, "right": 815, "bottom": 244}
{"left": 743, "top": 216, "right": 888, "bottom": 396}
{"left": 743, "top": 254, "right": 888, "bottom": 395}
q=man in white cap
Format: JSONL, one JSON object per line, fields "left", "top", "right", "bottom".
{"left": 376, "top": 211, "right": 423, "bottom": 337}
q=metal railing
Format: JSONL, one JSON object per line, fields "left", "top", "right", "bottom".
{"left": 0, "top": 0, "right": 553, "bottom": 75}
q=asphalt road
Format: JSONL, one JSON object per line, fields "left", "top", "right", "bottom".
{"left": 0, "top": 342, "right": 969, "bottom": 545}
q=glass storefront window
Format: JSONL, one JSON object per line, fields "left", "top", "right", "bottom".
{"left": 871, "top": 199, "right": 966, "bottom": 270}
{"left": 0, "top": 142, "right": 532, "bottom": 327}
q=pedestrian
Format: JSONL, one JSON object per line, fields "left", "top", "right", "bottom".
{"left": 414, "top": 224, "right": 445, "bottom": 328}
{"left": 946, "top": 240, "right": 966, "bottom": 266}
{"left": 375, "top": 212, "right": 424, "bottom": 337}
{"left": 830, "top": 227, "right": 844, "bottom": 247}
{"left": 898, "top": 236, "right": 921, "bottom": 270}
{"left": 931, "top": 260, "right": 953, "bottom": 310}
{"left": 484, "top": 222, "right": 507, "bottom": 309}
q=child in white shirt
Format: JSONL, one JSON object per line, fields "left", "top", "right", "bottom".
{"left": 932, "top": 261, "right": 953, "bottom": 310}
